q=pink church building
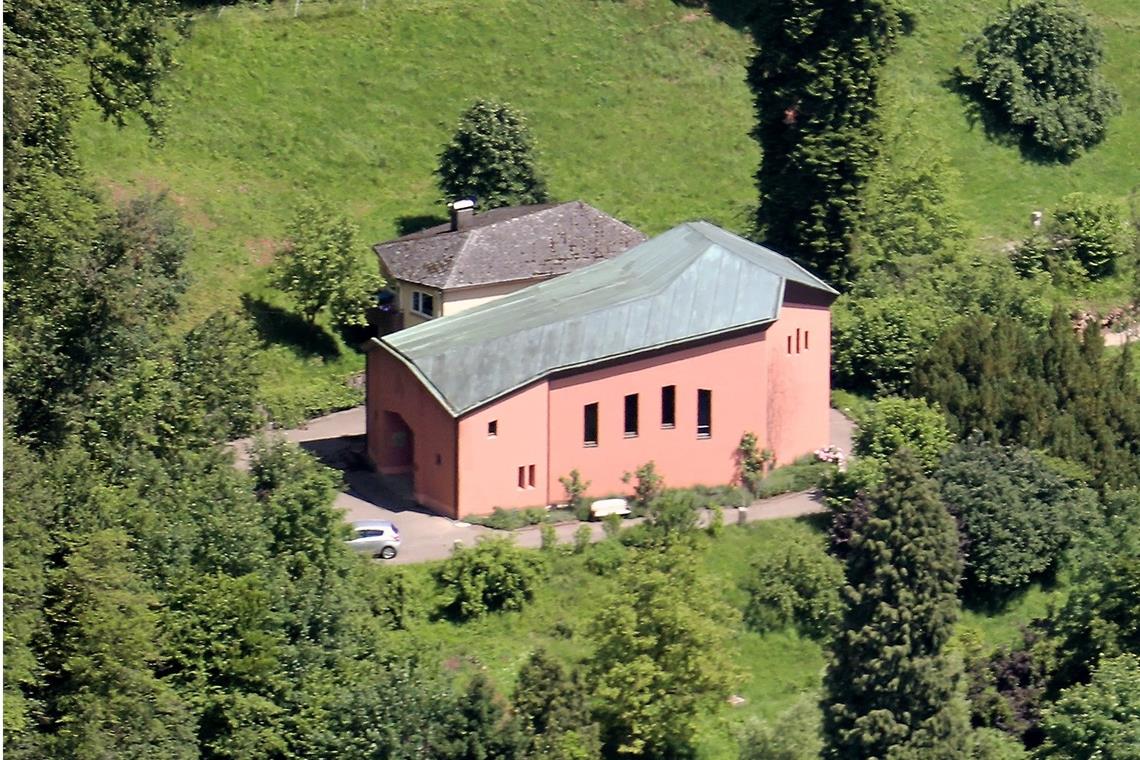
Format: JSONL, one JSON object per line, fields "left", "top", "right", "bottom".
{"left": 365, "top": 222, "right": 837, "bottom": 519}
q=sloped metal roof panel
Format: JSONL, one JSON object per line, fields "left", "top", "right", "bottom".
{"left": 378, "top": 222, "right": 836, "bottom": 416}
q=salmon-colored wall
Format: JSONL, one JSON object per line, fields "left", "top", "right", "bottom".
{"left": 366, "top": 286, "right": 832, "bottom": 518}
{"left": 456, "top": 383, "right": 551, "bottom": 517}
{"left": 366, "top": 348, "right": 458, "bottom": 517}
{"left": 546, "top": 332, "right": 770, "bottom": 502}
{"left": 765, "top": 285, "right": 833, "bottom": 465}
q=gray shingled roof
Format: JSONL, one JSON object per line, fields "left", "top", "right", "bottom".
{"left": 372, "top": 222, "right": 837, "bottom": 417}
{"left": 373, "top": 201, "right": 646, "bottom": 290}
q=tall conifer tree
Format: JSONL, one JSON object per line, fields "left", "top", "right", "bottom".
{"left": 821, "top": 452, "right": 968, "bottom": 759}
{"left": 748, "top": 0, "right": 900, "bottom": 283}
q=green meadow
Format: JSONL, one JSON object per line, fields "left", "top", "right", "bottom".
{"left": 76, "top": 0, "right": 1139, "bottom": 420}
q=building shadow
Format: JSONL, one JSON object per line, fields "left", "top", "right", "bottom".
{"left": 241, "top": 294, "right": 341, "bottom": 360}
{"left": 297, "top": 433, "right": 445, "bottom": 518}
{"left": 394, "top": 214, "right": 447, "bottom": 237}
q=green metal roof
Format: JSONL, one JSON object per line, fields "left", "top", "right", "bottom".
{"left": 372, "top": 222, "right": 837, "bottom": 417}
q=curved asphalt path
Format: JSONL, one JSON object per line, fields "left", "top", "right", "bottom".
{"left": 233, "top": 407, "right": 856, "bottom": 565}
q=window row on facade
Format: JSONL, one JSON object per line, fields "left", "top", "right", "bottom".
{"left": 584, "top": 385, "right": 711, "bottom": 446}
{"left": 786, "top": 328, "right": 810, "bottom": 354}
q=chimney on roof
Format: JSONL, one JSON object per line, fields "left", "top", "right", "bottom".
{"left": 449, "top": 199, "right": 475, "bottom": 232}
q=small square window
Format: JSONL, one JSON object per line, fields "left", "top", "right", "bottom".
{"left": 488, "top": 420, "right": 498, "bottom": 437}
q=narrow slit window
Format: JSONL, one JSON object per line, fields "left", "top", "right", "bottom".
{"left": 697, "top": 389, "right": 712, "bottom": 439}
{"left": 796, "top": 328, "right": 801, "bottom": 353}
{"left": 528, "top": 464, "right": 536, "bottom": 488}
{"left": 518, "top": 466, "right": 526, "bottom": 489}
{"left": 624, "top": 393, "right": 639, "bottom": 437}
{"left": 661, "top": 385, "right": 676, "bottom": 428}
{"left": 488, "top": 420, "right": 498, "bottom": 437}
{"left": 804, "top": 331, "right": 809, "bottom": 350}
{"left": 584, "top": 403, "right": 599, "bottom": 447}
{"left": 787, "top": 335, "right": 792, "bottom": 354}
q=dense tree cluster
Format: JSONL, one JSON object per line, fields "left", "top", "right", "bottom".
{"left": 748, "top": 0, "right": 901, "bottom": 282}
{"left": 915, "top": 310, "right": 1140, "bottom": 490}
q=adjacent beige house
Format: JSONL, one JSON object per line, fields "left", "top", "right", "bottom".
{"left": 373, "top": 201, "right": 645, "bottom": 330}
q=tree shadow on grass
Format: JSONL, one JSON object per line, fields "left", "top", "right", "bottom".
{"left": 961, "top": 570, "right": 1064, "bottom": 617}
{"left": 241, "top": 294, "right": 340, "bottom": 360}
{"left": 394, "top": 214, "right": 447, "bottom": 237}
{"left": 941, "top": 70, "right": 1076, "bottom": 166}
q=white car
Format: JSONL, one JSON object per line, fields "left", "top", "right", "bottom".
{"left": 346, "top": 520, "right": 401, "bottom": 559}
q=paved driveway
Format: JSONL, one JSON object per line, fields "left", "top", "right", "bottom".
{"left": 234, "top": 406, "right": 855, "bottom": 564}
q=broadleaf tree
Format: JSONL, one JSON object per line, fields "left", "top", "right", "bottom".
{"left": 436, "top": 99, "right": 549, "bottom": 209}
{"left": 274, "top": 202, "right": 383, "bottom": 326}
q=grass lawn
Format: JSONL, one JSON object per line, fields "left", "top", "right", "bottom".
{"left": 390, "top": 515, "right": 1059, "bottom": 759}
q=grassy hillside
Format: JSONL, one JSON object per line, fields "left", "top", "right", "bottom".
{"left": 76, "top": 0, "right": 1139, "bottom": 420}
{"left": 881, "top": 0, "right": 1139, "bottom": 244}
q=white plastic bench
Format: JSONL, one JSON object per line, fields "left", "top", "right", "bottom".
{"left": 590, "top": 498, "right": 631, "bottom": 519}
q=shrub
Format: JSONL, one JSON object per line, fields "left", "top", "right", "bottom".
{"left": 623, "top": 461, "right": 664, "bottom": 514}
{"left": 559, "top": 470, "right": 591, "bottom": 522}
{"left": 937, "top": 437, "right": 1094, "bottom": 596}
{"left": 751, "top": 456, "right": 833, "bottom": 499}
{"left": 705, "top": 506, "right": 725, "bottom": 538}
{"left": 436, "top": 538, "right": 547, "bottom": 620}
{"left": 855, "top": 396, "right": 952, "bottom": 472}
{"left": 572, "top": 524, "right": 593, "bottom": 554}
{"left": 736, "top": 432, "right": 771, "bottom": 493}
{"left": 1013, "top": 194, "right": 1135, "bottom": 283}
{"left": 743, "top": 537, "right": 843, "bottom": 639}
{"left": 540, "top": 524, "right": 558, "bottom": 552}
{"left": 584, "top": 540, "right": 628, "bottom": 576}
{"left": 832, "top": 292, "right": 949, "bottom": 395}
{"left": 1038, "top": 654, "right": 1140, "bottom": 759}
{"left": 965, "top": 0, "right": 1120, "bottom": 159}
{"left": 601, "top": 513, "right": 622, "bottom": 538}
{"left": 468, "top": 506, "right": 549, "bottom": 531}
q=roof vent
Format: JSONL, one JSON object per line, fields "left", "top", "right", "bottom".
{"left": 449, "top": 199, "right": 475, "bottom": 232}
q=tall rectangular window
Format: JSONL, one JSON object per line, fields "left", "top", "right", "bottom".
{"left": 661, "top": 385, "right": 676, "bottom": 428}
{"left": 584, "top": 403, "right": 599, "bottom": 447}
{"left": 488, "top": 420, "right": 498, "bottom": 437}
{"left": 518, "top": 466, "right": 526, "bottom": 488}
{"left": 528, "top": 464, "right": 536, "bottom": 488}
{"left": 624, "top": 394, "right": 639, "bottom": 437}
{"left": 796, "top": 328, "right": 801, "bottom": 353}
{"left": 804, "top": 331, "right": 810, "bottom": 350}
{"left": 787, "top": 335, "right": 792, "bottom": 354}
{"left": 697, "top": 389, "right": 712, "bottom": 439}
